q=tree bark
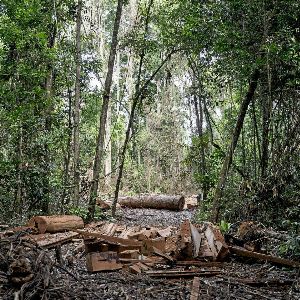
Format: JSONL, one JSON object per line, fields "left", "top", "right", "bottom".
{"left": 118, "top": 195, "right": 185, "bottom": 211}
{"left": 211, "top": 69, "right": 260, "bottom": 223}
{"left": 28, "top": 215, "right": 84, "bottom": 234}
{"left": 73, "top": 0, "right": 82, "bottom": 206}
{"left": 61, "top": 85, "right": 73, "bottom": 211}
{"left": 87, "top": 0, "right": 123, "bottom": 221}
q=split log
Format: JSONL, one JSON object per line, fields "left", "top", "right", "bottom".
{"left": 229, "top": 246, "right": 300, "bottom": 268}
{"left": 204, "top": 224, "right": 229, "bottom": 261}
{"left": 118, "top": 194, "right": 185, "bottom": 211}
{"left": 28, "top": 215, "right": 84, "bottom": 234}
{"left": 190, "top": 223, "right": 201, "bottom": 258}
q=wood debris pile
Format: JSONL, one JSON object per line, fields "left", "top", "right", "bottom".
{"left": 0, "top": 215, "right": 299, "bottom": 299}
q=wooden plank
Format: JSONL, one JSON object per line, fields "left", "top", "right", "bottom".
{"left": 229, "top": 246, "right": 300, "bottom": 268}
{"left": 152, "top": 246, "right": 174, "bottom": 261}
{"left": 25, "top": 231, "right": 79, "bottom": 248}
{"left": 145, "top": 269, "right": 221, "bottom": 278}
{"left": 119, "top": 250, "right": 139, "bottom": 259}
{"left": 171, "top": 261, "right": 222, "bottom": 267}
{"left": 190, "top": 277, "right": 200, "bottom": 300}
{"left": 119, "top": 227, "right": 140, "bottom": 239}
{"left": 86, "top": 252, "right": 123, "bottom": 272}
{"left": 75, "top": 229, "right": 142, "bottom": 247}
{"left": 190, "top": 223, "right": 201, "bottom": 258}
{"left": 157, "top": 226, "right": 173, "bottom": 238}
{"left": 142, "top": 237, "right": 166, "bottom": 255}
{"left": 204, "top": 224, "right": 229, "bottom": 261}
{"left": 180, "top": 220, "right": 193, "bottom": 257}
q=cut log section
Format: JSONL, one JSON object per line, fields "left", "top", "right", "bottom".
{"left": 118, "top": 194, "right": 185, "bottom": 211}
{"left": 28, "top": 215, "right": 84, "bottom": 234}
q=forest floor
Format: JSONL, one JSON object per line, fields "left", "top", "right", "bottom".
{"left": 1, "top": 204, "right": 299, "bottom": 299}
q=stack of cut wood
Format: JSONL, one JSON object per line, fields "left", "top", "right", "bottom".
{"left": 1, "top": 215, "right": 299, "bottom": 278}
{"left": 74, "top": 220, "right": 230, "bottom": 272}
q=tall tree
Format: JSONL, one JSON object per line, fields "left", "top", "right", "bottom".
{"left": 87, "top": 0, "right": 124, "bottom": 221}
{"left": 73, "top": 0, "right": 83, "bottom": 206}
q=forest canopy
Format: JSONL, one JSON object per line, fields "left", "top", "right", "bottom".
{"left": 0, "top": 0, "right": 299, "bottom": 232}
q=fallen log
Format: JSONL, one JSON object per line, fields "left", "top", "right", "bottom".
{"left": 118, "top": 194, "right": 185, "bottom": 211}
{"left": 229, "top": 246, "right": 300, "bottom": 268}
{"left": 28, "top": 215, "right": 84, "bottom": 234}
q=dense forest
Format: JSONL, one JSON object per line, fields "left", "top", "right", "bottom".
{"left": 0, "top": 0, "right": 299, "bottom": 233}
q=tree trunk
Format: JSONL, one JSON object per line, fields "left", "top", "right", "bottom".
{"left": 211, "top": 69, "right": 260, "bottom": 223}
{"left": 61, "top": 85, "right": 73, "bottom": 211}
{"left": 40, "top": 20, "right": 58, "bottom": 214}
{"left": 104, "top": 103, "right": 112, "bottom": 187}
{"left": 73, "top": 0, "right": 82, "bottom": 206}
{"left": 118, "top": 195, "right": 185, "bottom": 211}
{"left": 87, "top": 0, "right": 123, "bottom": 221}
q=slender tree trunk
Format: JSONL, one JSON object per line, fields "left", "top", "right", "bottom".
{"left": 61, "top": 85, "right": 73, "bottom": 211}
{"left": 104, "top": 103, "right": 112, "bottom": 186}
{"left": 87, "top": 0, "right": 123, "bottom": 221}
{"left": 211, "top": 69, "right": 260, "bottom": 223}
{"left": 111, "top": 51, "right": 174, "bottom": 216}
{"left": 41, "top": 18, "right": 58, "bottom": 214}
{"left": 73, "top": 0, "right": 82, "bottom": 206}
{"left": 260, "top": 69, "right": 272, "bottom": 180}
{"left": 15, "top": 125, "right": 23, "bottom": 214}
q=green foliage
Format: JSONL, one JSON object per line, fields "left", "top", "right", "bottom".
{"left": 219, "top": 220, "right": 232, "bottom": 235}
{"left": 69, "top": 205, "right": 106, "bottom": 221}
{"left": 279, "top": 236, "right": 300, "bottom": 260}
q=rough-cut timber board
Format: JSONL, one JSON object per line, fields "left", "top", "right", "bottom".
{"left": 118, "top": 194, "right": 185, "bottom": 211}
{"left": 180, "top": 220, "right": 193, "bottom": 257}
{"left": 145, "top": 269, "right": 221, "bottom": 278}
{"left": 157, "top": 226, "right": 173, "bottom": 238}
{"left": 190, "top": 277, "right": 201, "bottom": 300}
{"left": 24, "top": 231, "right": 79, "bottom": 248}
{"left": 142, "top": 237, "right": 166, "bottom": 255}
{"left": 119, "top": 250, "right": 139, "bottom": 259}
{"left": 205, "top": 224, "right": 229, "bottom": 261}
{"left": 75, "top": 229, "right": 142, "bottom": 247}
{"left": 152, "top": 246, "right": 174, "bottom": 261}
{"left": 160, "top": 261, "right": 222, "bottom": 267}
{"left": 86, "top": 252, "right": 122, "bottom": 272}
{"left": 28, "top": 215, "right": 84, "bottom": 234}
{"left": 190, "top": 223, "right": 201, "bottom": 258}
{"left": 119, "top": 227, "right": 141, "bottom": 239}
{"left": 99, "top": 223, "right": 118, "bottom": 236}
{"left": 229, "top": 246, "right": 300, "bottom": 268}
